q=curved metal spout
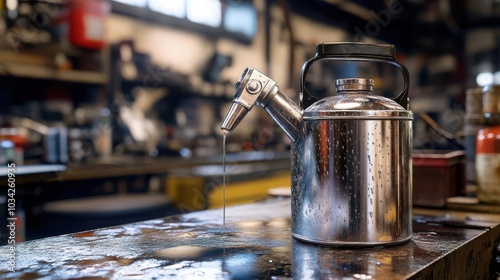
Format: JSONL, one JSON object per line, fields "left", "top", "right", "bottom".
{"left": 221, "top": 68, "right": 302, "bottom": 142}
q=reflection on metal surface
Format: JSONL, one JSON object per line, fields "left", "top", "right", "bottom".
{"left": 234, "top": 219, "right": 266, "bottom": 229}
{"left": 154, "top": 246, "right": 223, "bottom": 260}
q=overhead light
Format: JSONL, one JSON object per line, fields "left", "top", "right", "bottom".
{"left": 477, "top": 72, "right": 494, "bottom": 86}
{"left": 149, "top": 0, "right": 186, "bottom": 18}
{"left": 187, "top": 0, "right": 221, "bottom": 27}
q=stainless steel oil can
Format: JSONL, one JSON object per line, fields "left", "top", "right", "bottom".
{"left": 221, "top": 42, "right": 413, "bottom": 246}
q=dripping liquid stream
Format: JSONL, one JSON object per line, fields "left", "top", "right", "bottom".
{"left": 222, "top": 131, "right": 227, "bottom": 259}
{"left": 222, "top": 133, "right": 227, "bottom": 231}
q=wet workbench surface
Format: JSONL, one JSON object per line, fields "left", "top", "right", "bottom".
{"left": 1, "top": 198, "right": 500, "bottom": 279}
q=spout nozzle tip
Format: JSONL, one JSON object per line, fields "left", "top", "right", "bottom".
{"left": 220, "top": 103, "right": 249, "bottom": 133}
{"left": 221, "top": 128, "right": 229, "bottom": 136}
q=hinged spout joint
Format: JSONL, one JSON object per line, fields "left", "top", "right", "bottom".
{"left": 221, "top": 68, "right": 302, "bottom": 141}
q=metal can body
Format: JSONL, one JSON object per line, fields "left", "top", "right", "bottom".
{"left": 291, "top": 117, "right": 413, "bottom": 246}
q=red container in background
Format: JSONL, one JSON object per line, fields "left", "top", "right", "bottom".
{"left": 56, "top": 0, "right": 110, "bottom": 50}
{"left": 413, "top": 150, "right": 466, "bottom": 208}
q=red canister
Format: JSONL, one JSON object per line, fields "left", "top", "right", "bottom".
{"left": 56, "top": 0, "right": 110, "bottom": 50}
{"left": 476, "top": 126, "right": 500, "bottom": 204}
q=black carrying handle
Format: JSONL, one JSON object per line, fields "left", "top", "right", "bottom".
{"left": 300, "top": 42, "right": 410, "bottom": 109}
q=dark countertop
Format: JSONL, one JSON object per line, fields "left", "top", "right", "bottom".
{"left": 1, "top": 198, "right": 499, "bottom": 279}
